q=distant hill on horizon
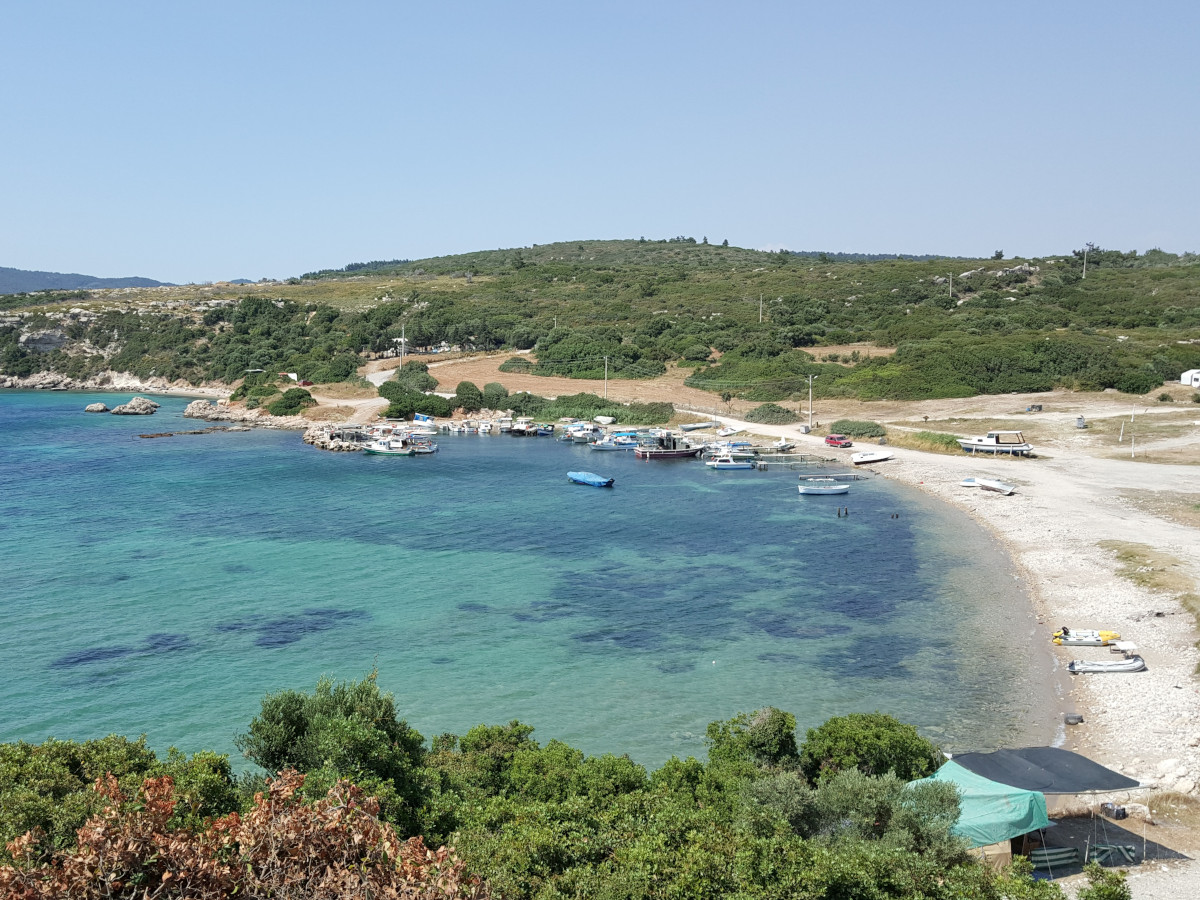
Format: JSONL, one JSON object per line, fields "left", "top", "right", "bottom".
{"left": 0, "top": 266, "right": 170, "bottom": 295}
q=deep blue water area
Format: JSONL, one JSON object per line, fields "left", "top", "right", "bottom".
{"left": 0, "top": 390, "right": 1056, "bottom": 768}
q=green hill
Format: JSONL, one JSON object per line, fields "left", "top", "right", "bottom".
{"left": 2, "top": 240, "right": 1199, "bottom": 401}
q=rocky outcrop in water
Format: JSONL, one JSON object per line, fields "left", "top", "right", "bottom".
{"left": 110, "top": 396, "right": 160, "bottom": 415}
{"left": 84, "top": 402, "right": 109, "bottom": 413}
{"left": 303, "top": 424, "right": 364, "bottom": 451}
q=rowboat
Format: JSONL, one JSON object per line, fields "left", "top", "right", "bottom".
{"left": 1068, "top": 656, "right": 1146, "bottom": 674}
{"left": 797, "top": 478, "right": 850, "bottom": 495}
{"left": 1054, "top": 628, "right": 1121, "bottom": 646}
{"left": 567, "top": 471, "right": 614, "bottom": 488}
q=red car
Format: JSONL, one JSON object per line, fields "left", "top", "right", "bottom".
{"left": 824, "top": 434, "right": 853, "bottom": 448}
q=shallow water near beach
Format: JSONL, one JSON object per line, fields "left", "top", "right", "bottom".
{"left": 0, "top": 390, "right": 1057, "bottom": 767}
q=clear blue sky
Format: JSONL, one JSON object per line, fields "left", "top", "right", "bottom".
{"left": 4, "top": 1, "right": 1197, "bottom": 283}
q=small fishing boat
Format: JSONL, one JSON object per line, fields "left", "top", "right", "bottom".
{"left": 1068, "top": 656, "right": 1146, "bottom": 674}
{"left": 1054, "top": 628, "right": 1121, "bottom": 646}
{"left": 705, "top": 454, "right": 756, "bottom": 470}
{"left": 567, "top": 471, "right": 614, "bottom": 488}
{"left": 363, "top": 438, "right": 416, "bottom": 456}
{"left": 536, "top": 423, "right": 555, "bottom": 436}
{"left": 797, "top": 478, "right": 850, "bottom": 495}
{"left": 410, "top": 440, "right": 438, "bottom": 454}
{"left": 679, "top": 421, "right": 719, "bottom": 431}
{"left": 716, "top": 426, "right": 744, "bottom": 437}
{"left": 851, "top": 450, "right": 894, "bottom": 466}
{"left": 634, "top": 432, "right": 702, "bottom": 459}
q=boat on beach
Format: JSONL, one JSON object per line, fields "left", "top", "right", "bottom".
{"left": 1068, "top": 656, "right": 1146, "bottom": 674}
{"left": 1054, "top": 628, "right": 1121, "bottom": 646}
{"left": 958, "top": 430, "right": 1034, "bottom": 456}
{"left": 679, "top": 421, "right": 719, "bottom": 431}
{"left": 567, "top": 471, "right": 614, "bottom": 488}
{"left": 851, "top": 450, "right": 894, "bottom": 465}
{"left": 797, "top": 478, "right": 850, "bottom": 495}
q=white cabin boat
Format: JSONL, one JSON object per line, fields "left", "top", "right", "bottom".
{"left": 958, "top": 431, "right": 1033, "bottom": 456}
{"left": 705, "top": 454, "right": 756, "bottom": 470}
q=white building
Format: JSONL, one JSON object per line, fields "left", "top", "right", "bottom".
{"left": 1182, "top": 369, "right": 1200, "bottom": 387}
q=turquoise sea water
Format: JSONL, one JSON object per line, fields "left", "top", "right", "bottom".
{"left": 0, "top": 390, "right": 1056, "bottom": 768}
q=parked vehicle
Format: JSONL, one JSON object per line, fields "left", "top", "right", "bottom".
{"left": 825, "top": 434, "right": 853, "bottom": 448}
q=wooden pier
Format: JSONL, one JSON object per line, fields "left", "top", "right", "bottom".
{"left": 753, "top": 454, "right": 836, "bottom": 470}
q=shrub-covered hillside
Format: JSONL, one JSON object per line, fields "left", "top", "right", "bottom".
{"left": 3, "top": 238, "right": 1199, "bottom": 401}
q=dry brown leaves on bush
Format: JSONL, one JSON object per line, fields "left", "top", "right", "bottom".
{"left": 0, "top": 769, "right": 486, "bottom": 899}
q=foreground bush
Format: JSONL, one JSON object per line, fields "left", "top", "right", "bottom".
{"left": 828, "top": 419, "right": 887, "bottom": 438}
{"left": 745, "top": 403, "right": 800, "bottom": 424}
{"left": 799, "top": 712, "right": 943, "bottom": 784}
{"left": 0, "top": 770, "right": 486, "bottom": 899}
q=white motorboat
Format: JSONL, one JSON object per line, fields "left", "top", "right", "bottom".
{"left": 705, "top": 454, "right": 756, "bottom": 470}
{"left": 716, "top": 426, "right": 744, "bottom": 437}
{"left": 1068, "top": 656, "right": 1146, "bottom": 674}
{"left": 851, "top": 450, "right": 894, "bottom": 466}
{"left": 797, "top": 478, "right": 850, "bottom": 495}
{"left": 958, "top": 430, "right": 1033, "bottom": 456}
{"left": 363, "top": 438, "right": 416, "bottom": 456}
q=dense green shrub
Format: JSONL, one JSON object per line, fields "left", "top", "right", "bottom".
{"left": 391, "top": 362, "right": 438, "bottom": 393}
{"left": 498, "top": 356, "right": 534, "bottom": 373}
{"left": 481, "top": 382, "right": 510, "bottom": 410}
{"left": 454, "top": 381, "right": 483, "bottom": 412}
{"left": 266, "top": 387, "right": 316, "bottom": 416}
{"left": 235, "top": 673, "right": 427, "bottom": 836}
{"left": 828, "top": 419, "right": 887, "bottom": 438}
{"left": 745, "top": 403, "right": 800, "bottom": 424}
{"left": 799, "top": 712, "right": 942, "bottom": 784}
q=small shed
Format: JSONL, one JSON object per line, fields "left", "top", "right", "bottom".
{"left": 1182, "top": 369, "right": 1200, "bottom": 388}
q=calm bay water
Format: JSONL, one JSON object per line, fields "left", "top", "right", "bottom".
{"left": 0, "top": 390, "right": 1056, "bottom": 768}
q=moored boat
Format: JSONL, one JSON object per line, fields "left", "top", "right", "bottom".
{"left": 363, "top": 438, "right": 417, "bottom": 456}
{"left": 567, "top": 471, "right": 614, "bottom": 488}
{"left": 634, "top": 432, "right": 702, "bottom": 459}
{"left": 705, "top": 454, "right": 756, "bottom": 470}
{"left": 797, "top": 478, "right": 850, "bottom": 495}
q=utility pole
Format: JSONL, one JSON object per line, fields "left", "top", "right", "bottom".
{"left": 948, "top": 273, "right": 953, "bottom": 300}
{"left": 1083, "top": 244, "right": 1090, "bottom": 279}
{"left": 759, "top": 294, "right": 763, "bottom": 324}
{"left": 400, "top": 323, "right": 405, "bottom": 369}
{"left": 807, "top": 374, "right": 818, "bottom": 429}
{"left": 603, "top": 356, "right": 609, "bottom": 399}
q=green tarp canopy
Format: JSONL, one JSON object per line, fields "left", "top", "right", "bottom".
{"left": 919, "top": 760, "right": 1050, "bottom": 848}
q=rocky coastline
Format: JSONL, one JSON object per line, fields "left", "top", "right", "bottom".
{"left": 0, "top": 370, "right": 229, "bottom": 398}
{"left": 182, "top": 399, "right": 310, "bottom": 430}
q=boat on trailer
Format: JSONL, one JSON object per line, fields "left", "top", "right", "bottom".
{"left": 958, "top": 430, "right": 1034, "bottom": 456}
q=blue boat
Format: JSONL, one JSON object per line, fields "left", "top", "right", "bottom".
{"left": 567, "top": 471, "right": 614, "bottom": 488}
